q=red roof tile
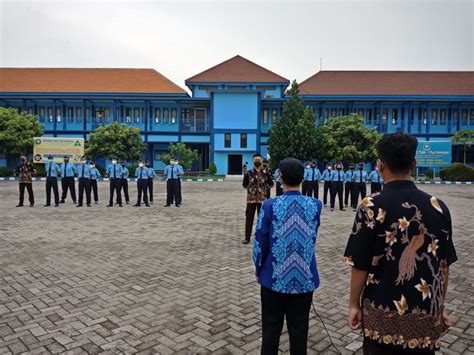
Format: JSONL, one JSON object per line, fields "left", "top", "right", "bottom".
{"left": 0, "top": 68, "right": 186, "bottom": 94}
{"left": 186, "top": 55, "right": 289, "bottom": 84}
{"left": 298, "top": 71, "right": 474, "bottom": 96}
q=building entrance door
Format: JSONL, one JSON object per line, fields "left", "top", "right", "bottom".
{"left": 228, "top": 154, "right": 243, "bottom": 175}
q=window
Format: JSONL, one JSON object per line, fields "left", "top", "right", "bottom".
{"left": 423, "top": 109, "right": 428, "bottom": 125}
{"left": 134, "top": 108, "right": 140, "bottom": 123}
{"left": 382, "top": 109, "right": 388, "bottom": 128}
{"left": 28, "top": 107, "right": 33, "bottom": 115}
{"left": 76, "top": 108, "right": 82, "bottom": 122}
{"left": 67, "top": 107, "right": 74, "bottom": 122}
{"left": 453, "top": 110, "right": 458, "bottom": 126}
{"left": 440, "top": 110, "right": 446, "bottom": 125}
{"left": 224, "top": 133, "right": 231, "bottom": 148}
{"left": 86, "top": 108, "right": 91, "bottom": 122}
{"left": 324, "top": 109, "right": 329, "bottom": 123}
{"left": 375, "top": 110, "right": 380, "bottom": 126}
{"left": 141, "top": 108, "right": 145, "bottom": 123}
{"left": 392, "top": 109, "right": 398, "bottom": 125}
{"left": 154, "top": 108, "right": 161, "bottom": 123}
{"left": 331, "top": 109, "right": 337, "bottom": 117}
{"left": 410, "top": 109, "right": 415, "bottom": 125}
{"left": 431, "top": 109, "right": 438, "bottom": 125}
{"left": 271, "top": 109, "right": 278, "bottom": 124}
{"left": 171, "top": 108, "right": 177, "bottom": 124}
{"left": 470, "top": 110, "right": 474, "bottom": 125}
{"left": 462, "top": 110, "right": 468, "bottom": 125}
{"left": 366, "top": 109, "right": 372, "bottom": 124}
{"left": 240, "top": 133, "right": 247, "bottom": 148}
{"left": 56, "top": 107, "right": 62, "bottom": 122}
{"left": 163, "top": 108, "right": 169, "bottom": 124}
{"left": 339, "top": 108, "right": 345, "bottom": 116}
{"left": 262, "top": 109, "right": 269, "bottom": 124}
{"left": 39, "top": 107, "right": 45, "bottom": 122}
{"left": 358, "top": 109, "right": 364, "bottom": 118}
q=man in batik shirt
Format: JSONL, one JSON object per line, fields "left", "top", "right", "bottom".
{"left": 343, "top": 132, "right": 457, "bottom": 355}
{"left": 242, "top": 153, "right": 274, "bottom": 244}
{"left": 15, "top": 155, "right": 36, "bottom": 207}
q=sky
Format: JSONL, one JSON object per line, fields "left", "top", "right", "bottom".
{"left": 1, "top": 0, "right": 472, "bottom": 91}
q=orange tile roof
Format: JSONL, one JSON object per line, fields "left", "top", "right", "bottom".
{"left": 0, "top": 68, "right": 187, "bottom": 94}
{"left": 298, "top": 71, "right": 474, "bottom": 96}
{"left": 186, "top": 55, "right": 289, "bottom": 84}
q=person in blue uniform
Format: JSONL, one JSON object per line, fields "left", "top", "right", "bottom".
{"left": 263, "top": 159, "right": 273, "bottom": 199}
{"left": 330, "top": 162, "right": 345, "bottom": 211}
{"left": 253, "top": 157, "right": 322, "bottom": 354}
{"left": 89, "top": 161, "right": 101, "bottom": 204}
{"left": 301, "top": 161, "right": 311, "bottom": 195}
{"left": 44, "top": 155, "right": 60, "bottom": 207}
{"left": 117, "top": 160, "right": 130, "bottom": 205}
{"left": 164, "top": 158, "right": 180, "bottom": 207}
{"left": 60, "top": 155, "right": 77, "bottom": 204}
{"left": 175, "top": 159, "right": 184, "bottom": 206}
{"left": 274, "top": 168, "right": 283, "bottom": 196}
{"left": 106, "top": 157, "right": 124, "bottom": 207}
{"left": 321, "top": 163, "right": 333, "bottom": 207}
{"left": 368, "top": 166, "right": 384, "bottom": 194}
{"left": 344, "top": 163, "right": 355, "bottom": 208}
{"left": 134, "top": 159, "right": 150, "bottom": 207}
{"left": 304, "top": 160, "right": 321, "bottom": 198}
{"left": 351, "top": 163, "right": 368, "bottom": 211}
{"left": 76, "top": 156, "right": 91, "bottom": 207}
{"left": 145, "top": 160, "right": 156, "bottom": 204}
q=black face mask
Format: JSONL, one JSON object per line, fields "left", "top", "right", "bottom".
{"left": 337, "top": 167, "right": 342, "bottom": 170}
{"left": 21, "top": 159, "right": 26, "bottom": 163}
{"left": 64, "top": 159, "right": 69, "bottom": 163}
{"left": 254, "top": 161, "right": 262, "bottom": 168}
{"left": 359, "top": 167, "right": 363, "bottom": 170}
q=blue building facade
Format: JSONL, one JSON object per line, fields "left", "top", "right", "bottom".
{"left": 1, "top": 58, "right": 473, "bottom": 175}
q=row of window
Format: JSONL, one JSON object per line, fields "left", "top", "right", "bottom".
{"left": 224, "top": 133, "right": 247, "bottom": 149}
{"left": 262, "top": 108, "right": 279, "bottom": 125}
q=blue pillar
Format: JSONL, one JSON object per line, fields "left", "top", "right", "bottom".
{"left": 62, "top": 103, "right": 66, "bottom": 130}
{"left": 91, "top": 103, "right": 95, "bottom": 131}
{"left": 22, "top": 99, "right": 27, "bottom": 112}
{"left": 112, "top": 100, "right": 117, "bottom": 122}
{"left": 457, "top": 102, "right": 461, "bottom": 131}
{"left": 426, "top": 102, "right": 431, "bottom": 135}
{"left": 177, "top": 100, "right": 182, "bottom": 134}
{"left": 378, "top": 103, "right": 383, "bottom": 133}
{"left": 144, "top": 100, "right": 149, "bottom": 141}
{"left": 53, "top": 99, "right": 57, "bottom": 135}
{"left": 447, "top": 104, "right": 452, "bottom": 134}
{"left": 407, "top": 102, "right": 412, "bottom": 134}
{"left": 82, "top": 100, "right": 86, "bottom": 139}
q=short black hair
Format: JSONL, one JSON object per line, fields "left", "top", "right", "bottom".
{"left": 279, "top": 157, "right": 304, "bottom": 186}
{"left": 377, "top": 132, "right": 418, "bottom": 173}
{"left": 253, "top": 154, "right": 262, "bottom": 159}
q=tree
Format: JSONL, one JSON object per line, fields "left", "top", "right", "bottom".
{"left": 0, "top": 107, "right": 44, "bottom": 155}
{"left": 267, "top": 80, "right": 319, "bottom": 168}
{"left": 162, "top": 142, "right": 199, "bottom": 170}
{"left": 85, "top": 122, "right": 147, "bottom": 162}
{"left": 451, "top": 129, "right": 474, "bottom": 164}
{"left": 315, "top": 114, "right": 382, "bottom": 163}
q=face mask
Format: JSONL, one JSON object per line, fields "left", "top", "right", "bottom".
{"left": 174, "top": 161, "right": 179, "bottom": 165}
{"left": 89, "top": 165, "right": 94, "bottom": 168}
{"left": 112, "top": 160, "right": 117, "bottom": 164}
{"left": 306, "top": 165, "right": 310, "bottom": 169}
{"left": 170, "top": 161, "right": 175, "bottom": 165}
{"left": 21, "top": 158, "right": 26, "bottom": 162}
{"left": 310, "top": 164, "right": 316, "bottom": 168}
{"left": 81, "top": 160, "right": 86, "bottom": 164}
{"left": 254, "top": 161, "right": 262, "bottom": 168}
{"left": 359, "top": 167, "right": 363, "bottom": 170}
{"left": 139, "top": 163, "right": 144, "bottom": 167}
{"left": 337, "top": 166, "right": 342, "bottom": 170}
{"left": 64, "top": 159, "right": 69, "bottom": 163}
{"left": 328, "top": 167, "right": 332, "bottom": 170}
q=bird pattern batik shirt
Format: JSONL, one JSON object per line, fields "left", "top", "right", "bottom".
{"left": 343, "top": 180, "right": 457, "bottom": 352}
{"left": 253, "top": 190, "right": 322, "bottom": 294}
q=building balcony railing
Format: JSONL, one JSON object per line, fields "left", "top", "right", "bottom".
{"left": 179, "top": 118, "right": 210, "bottom": 132}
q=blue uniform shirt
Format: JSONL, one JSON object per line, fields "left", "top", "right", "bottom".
{"left": 147, "top": 167, "right": 156, "bottom": 179}
{"left": 90, "top": 167, "right": 101, "bottom": 180}
{"left": 369, "top": 170, "right": 383, "bottom": 184}
{"left": 121, "top": 166, "right": 129, "bottom": 179}
{"left": 135, "top": 166, "right": 149, "bottom": 180}
{"left": 76, "top": 163, "right": 91, "bottom": 179}
{"left": 164, "top": 165, "right": 179, "bottom": 180}
{"left": 352, "top": 170, "right": 368, "bottom": 183}
{"left": 304, "top": 167, "right": 321, "bottom": 182}
{"left": 274, "top": 168, "right": 280, "bottom": 183}
{"left": 176, "top": 164, "right": 184, "bottom": 178}
{"left": 321, "top": 169, "right": 332, "bottom": 181}
{"left": 253, "top": 190, "right": 322, "bottom": 294}
{"left": 106, "top": 164, "right": 124, "bottom": 179}
{"left": 60, "top": 162, "right": 77, "bottom": 177}
{"left": 344, "top": 169, "right": 354, "bottom": 183}
{"left": 330, "top": 169, "right": 345, "bottom": 182}
{"left": 45, "top": 161, "right": 60, "bottom": 177}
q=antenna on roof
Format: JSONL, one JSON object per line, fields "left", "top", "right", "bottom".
{"left": 320, "top": 57, "right": 323, "bottom": 72}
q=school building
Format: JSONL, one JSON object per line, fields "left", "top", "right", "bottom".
{"left": 1, "top": 55, "right": 473, "bottom": 175}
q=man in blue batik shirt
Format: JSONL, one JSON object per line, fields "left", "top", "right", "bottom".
{"left": 253, "top": 157, "right": 322, "bottom": 355}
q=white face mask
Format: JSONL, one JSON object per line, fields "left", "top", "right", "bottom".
{"left": 112, "top": 160, "right": 117, "bottom": 164}
{"left": 81, "top": 160, "right": 86, "bottom": 164}
{"left": 139, "top": 163, "right": 144, "bottom": 167}
{"left": 328, "top": 167, "right": 332, "bottom": 170}
{"left": 170, "top": 161, "right": 175, "bottom": 165}
{"left": 89, "top": 165, "right": 94, "bottom": 168}
{"left": 174, "top": 161, "right": 179, "bottom": 165}
{"left": 306, "top": 165, "right": 310, "bottom": 169}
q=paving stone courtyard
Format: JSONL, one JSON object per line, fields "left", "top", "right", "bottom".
{"left": 0, "top": 180, "right": 473, "bottom": 354}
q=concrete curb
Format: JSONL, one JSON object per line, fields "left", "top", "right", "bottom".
{"left": 0, "top": 177, "right": 225, "bottom": 182}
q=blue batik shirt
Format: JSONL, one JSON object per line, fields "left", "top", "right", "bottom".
{"left": 304, "top": 167, "right": 321, "bottom": 182}
{"left": 60, "top": 162, "right": 77, "bottom": 177}
{"left": 253, "top": 190, "right": 322, "bottom": 294}
{"left": 368, "top": 170, "right": 383, "bottom": 184}
{"left": 344, "top": 169, "right": 354, "bottom": 183}
{"left": 90, "top": 168, "right": 101, "bottom": 180}
{"left": 76, "top": 164, "right": 91, "bottom": 179}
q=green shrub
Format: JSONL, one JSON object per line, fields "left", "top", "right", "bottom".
{"left": 440, "top": 163, "right": 474, "bottom": 182}
{"left": 0, "top": 166, "right": 14, "bottom": 177}
{"left": 33, "top": 163, "right": 46, "bottom": 177}
{"left": 209, "top": 162, "right": 217, "bottom": 176}
{"left": 424, "top": 168, "right": 434, "bottom": 179}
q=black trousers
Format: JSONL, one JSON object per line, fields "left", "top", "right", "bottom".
{"left": 362, "top": 338, "right": 435, "bottom": 355}
{"left": 61, "top": 176, "right": 76, "bottom": 202}
{"left": 90, "top": 179, "right": 98, "bottom": 202}
{"left": 78, "top": 178, "right": 91, "bottom": 205}
{"left": 371, "top": 182, "right": 382, "bottom": 194}
{"left": 323, "top": 181, "right": 332, "bottom": 205}
{"left": 109, "top": 178, "right": 122, "bottom": 205}
{"left": 136, "top": 179, "right": 149, "bottom": 205}
{"left": 245, "top": 203, "right": 262, "bottom": 241}
{"left": 344, "top": 182, "right": 353, "bottom": 206}
{"left": 305, "top": 181, "right": 319, "bottom": 198}
{"left": 176, "top": 179, "right": 182, "bottom": 205}
{"left": 46, "top": 177, "right": 59, "bottom": 205}
{"left": 276, "top": 182, "right": 283, "bottom": 196}
{"left": 166, "top": 179, "right": 179, "bottom": 205}
{"left": 147, "top": 179, "right": 154, "bottom": 202}
{"left": 261, "top": 286, "right": 313, "bottom": 355}
{"left": 301, "top": 181, "right": 308, "bottom": 195}
{"left": 19, "top": 183, "right": 34, "bottom": 205}
{"left": 119, "top": 178, "right": 129, "bottom": 203}
{"left": 330, "top": 181, "right": 344, "bottom": 210}
{"left": 352, "top": 182, "right": 367, "bottom": 207}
